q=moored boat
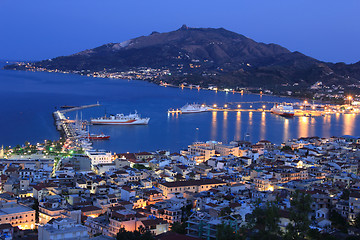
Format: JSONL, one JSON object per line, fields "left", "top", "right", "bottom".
{"left": 271, "top": 104, "right": 294, "bottom": 117}
{"left": 91, "top": 111, "right": 150, "bottom": 125}
{"left": 88, "top": 133, "right": 110, "bottom": 140}
{"left": 180, "top": 103, "right": 210, "bottom": 113}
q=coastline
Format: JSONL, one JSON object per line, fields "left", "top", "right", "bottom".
{"left": 1, "top": 66, "right": 340, "bottom": 106}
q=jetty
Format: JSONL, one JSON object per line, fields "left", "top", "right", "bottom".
{"left": 53, "top": 103, "right": 100, "bottom": 139}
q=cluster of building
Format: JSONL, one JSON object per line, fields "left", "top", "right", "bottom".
{"left": 14, "top": 62, "right": 172, "bottom": 82}
{"left": 0, "top": 136, "right": 360, "bottom": 239}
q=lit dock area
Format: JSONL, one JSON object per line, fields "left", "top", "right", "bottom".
{"left": 53, "top": 103, "right": 100, "bottom": 140}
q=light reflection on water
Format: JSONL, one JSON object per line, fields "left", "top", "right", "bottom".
{"left": 211, "top": 111, "right": 217, "bottom": 140}
{"left": 260, "top": 112, "right": 266, "bottom": 140}
{"left": 207, "top": 112, "right": 357, "bottom": 144}
{"left": 235, "top": 111, "right": 241, "bottom": 141}
{"left": 298, "top": 116, "right": 309, "bottom": 138}
{"left": 343, "top": 113, "right": 356, "bottom": 136}
{"left": 222, "top": 111, "right": 228, "bottom": 143}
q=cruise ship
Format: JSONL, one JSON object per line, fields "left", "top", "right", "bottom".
{"left": 270, "top": 104, "right": 294, "bottom": 117}
{"left": 180, "top": 104, "right": 210, "bottom": 113}
{"left": 91, "top": 112, "right": 150, "bottom": 125}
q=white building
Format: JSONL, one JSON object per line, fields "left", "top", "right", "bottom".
{"left": 38, "top": 218, "right": 89, "bottom": 240}
{"left": 86, "top": 151, "right": 113, "bottom": 167}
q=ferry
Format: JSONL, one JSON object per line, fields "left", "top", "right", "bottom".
{"left": 270, "top": 104, "right": 294, "bottom": 117}
{"left": 91, "top": 111, "right": 150, "bottom": 125}
{"left": 180, "top": 103, "right": 210, "bottom": 113}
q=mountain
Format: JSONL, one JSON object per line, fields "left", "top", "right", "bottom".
{"left": 4, "top": 25, "right": 360, "bottom": 92}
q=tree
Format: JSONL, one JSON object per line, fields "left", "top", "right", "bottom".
{"left": 116, "top": 227, "right": 154, "bottom": 240}
{"left": 284, "top": 191, "right": 312, "bottom": 240}
{"left": 247, "top": 202, "right": 282, "bottom": 240}
{"left": 329, "top": 210, "right": 348, "bottom": 232}
{"left": 281, "top": 146, "right": 292, "bottom": 152}
{"left": 171, "top": 221, "right": 187, "bottom": 234}
{"left": 216, "top": 223, "right": 245, "bottom": 240}
{"left": 133, "top": 164, "right": 150, "bottom": 170}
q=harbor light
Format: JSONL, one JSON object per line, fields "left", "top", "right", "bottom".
{"left": 262, "top": 105, "right": 266, "bottom": 109}
{"left": 304, "top": 100, "right": 308, "bottom": 105}
{"left": 250, "top": 105, "right": 252, "bottom": 108}
{"left": 237, "top": 104, "right": 241, "bottom": 108}
{"left": 224, "top": 104, "right": 228, "bottom": 108}
{"left": 213, "top": 104, "right": 217, "bottom": 108}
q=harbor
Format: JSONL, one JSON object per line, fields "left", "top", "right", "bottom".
{"left": 52, "top": 103, "right": 101, "bottom": 150}
{"left": 168, "top": 100, "right": 360, "bottom": 117}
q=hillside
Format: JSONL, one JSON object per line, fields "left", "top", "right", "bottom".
{"left": 5, "top": 25, "right": 360, "bottom": 93}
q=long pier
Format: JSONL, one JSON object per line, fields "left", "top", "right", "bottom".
{"left": 53, "top": 103, "right": 100, "bottom": 139}
{"left": 60, "top": 102, "right": 100, "bottom": 113}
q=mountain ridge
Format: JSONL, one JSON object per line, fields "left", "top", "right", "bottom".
{"left": 4, "top": 25, "right": 360, "bottom": 95}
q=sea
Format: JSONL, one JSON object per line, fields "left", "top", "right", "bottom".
{"left": 0, "top": 62, "right": 359, "bottom": 153}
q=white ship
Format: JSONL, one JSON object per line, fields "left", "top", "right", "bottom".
{"left": 180, "top": 103, "right": 210, "bottom": 113}
{"left": 91, "top": 111, "right": 150, "bottom": 125}
{"left": 271, "top": 104, "right": 295, "bottom": 117}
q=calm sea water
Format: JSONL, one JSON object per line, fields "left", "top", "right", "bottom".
{"left": 0, "top": 62, "right": 359, "bottom": 152}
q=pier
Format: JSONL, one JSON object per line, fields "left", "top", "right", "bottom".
{"left": 60, "top": 102, "right": 100, "bottom": 113}
{"left": 53, "top": 103, "right": 100, "bottom": 140}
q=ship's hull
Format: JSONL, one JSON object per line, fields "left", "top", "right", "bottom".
{"left": 88, "top": 135, "right": 110, "bottom": 140}
{"left": 271, "top": 109, "right": 294, "bottom": 117}
{"left": 181, "top": 109, "right": 208, "bottom": 114}
{"left": 91, "top": 119, "right": 149, "bottom": 125}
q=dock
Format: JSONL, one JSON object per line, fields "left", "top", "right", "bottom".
{"left": 53, "top": 103, "right": 100, "bottom": 140}
{"left": 60, "top": 102, "right": 100, "bottom": 113}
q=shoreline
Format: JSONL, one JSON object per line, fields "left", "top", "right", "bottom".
{"left": 1, "top": 66, "right": 345, "bottom": 106}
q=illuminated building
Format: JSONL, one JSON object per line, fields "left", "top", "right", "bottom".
{"left": 0, "top": 202, "right": 35, "bottom": 230}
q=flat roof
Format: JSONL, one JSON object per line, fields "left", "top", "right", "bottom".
{"left": 160, "top": 179, "right": 225, "bottom": 188}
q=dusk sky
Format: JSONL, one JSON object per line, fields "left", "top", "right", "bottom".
{"left": 1, "top": 0, "right": 359, "bottom": 63}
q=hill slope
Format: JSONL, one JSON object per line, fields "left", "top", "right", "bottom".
{"left": 5, "top": 25, "right": 360, "bottom": 92}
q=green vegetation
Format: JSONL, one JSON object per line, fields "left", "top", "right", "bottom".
{"left": 216, "top": 223, "right": 244, "bottom": 240}
{"left": 281, "top": 146, "right": 292, "bottom": 152}
{"left": 116, "top": 227, "right": 154, "bottom": 240}
{"left": 284, "top": 191, "right": 312, "bottom": 240}
{"left": 329, "top": 210, "right": 348, "bottom": 232}
{"left": 133, "top": 164, "right": 151, "bottom": 170}
{"left": 247, "top": 202, "right": 282, "bottom": 240}
{"left": 171, "top": 204, "right": 193, "bottom": 235}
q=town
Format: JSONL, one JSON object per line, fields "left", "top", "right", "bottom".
{"left": 0, "top": 135, "right": 360, "bottom": 239}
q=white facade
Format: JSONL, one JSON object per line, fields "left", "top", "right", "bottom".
{"left": 86, "top": 151, "right": 113, "bottom": 166}
{"left": 38, "top": 218, "right": 89, "bottom": 240}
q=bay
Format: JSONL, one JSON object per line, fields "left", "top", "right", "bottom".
{"left": 0, "top": 62, "right": 358, "bottom": 153}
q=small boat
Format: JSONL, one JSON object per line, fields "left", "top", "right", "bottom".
{"left": 88, "top": 133, "right": 110, "bottom": 140}
{"left": 180, "top": 103, "right": 210, "bottom": 113}
{"left": 271, "top": 104, "right": 294, "bottom": 117}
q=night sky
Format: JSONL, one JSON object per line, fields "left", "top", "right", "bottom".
{"left": 1, "top": 0, "right": 359, "bottom": 63}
